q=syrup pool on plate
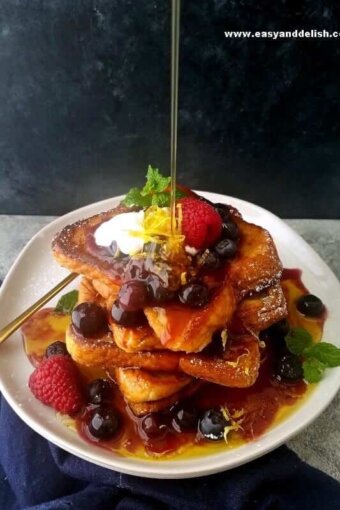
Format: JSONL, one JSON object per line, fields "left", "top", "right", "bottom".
{"left": 21, "top": 269, "right": 326, "bottom": 460}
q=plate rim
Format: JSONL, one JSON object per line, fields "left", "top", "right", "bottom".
{"left": 0, "top": 192, "right": 340, "bottom": 479}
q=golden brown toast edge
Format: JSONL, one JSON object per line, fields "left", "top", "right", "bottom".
{"left": 114, "top": 368, "right": 193, "bottom": 403}
{"left": 66, "top": 325, "right": 181, "bottom": 372}
{"left": 52, "top": 204, "right": 133, "bottom": 286}
{"left": 126, "top": 380, "right": 204, "bottom": 416}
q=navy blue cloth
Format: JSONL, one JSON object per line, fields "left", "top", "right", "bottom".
{"left": 0, "top": 396, "right": 340, "bottom": 510}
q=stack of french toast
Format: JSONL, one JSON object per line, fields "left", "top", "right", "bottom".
{"left": 52, "top": 199, "right": 287, "bottom": 417}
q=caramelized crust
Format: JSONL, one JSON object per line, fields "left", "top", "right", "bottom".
{"left": 78, "top": 277, "right": 107, "bottom": 308}
{"left": 179, "top": 334, "right": 260, "bottom": 387}
{"left": 92, "top": 279, "right": 119, "bottom": 309}
{"left": 66, "top": 325, "right": 181, "bottom": 372}
{"left": 114, "top": 368, "right": 192, "bottom": 402}
{"left": 144, "top": 282, "right": 236, "bottom": 352}
{"left": 235, "top": 283, "right": 287, "bottom": 333}
{"left": 228, "top": 215, "right": 282, "bottom": 296}
{"left": 52, "top": 205, "right": 134, "bottom": 287}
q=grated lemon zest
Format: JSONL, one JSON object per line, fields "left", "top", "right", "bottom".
{"left": 221, "top": 406, "right": 244, "bottom": 444}
{"left": 224, "top": 348, "right": 250, "bottom": 368}
{"left": 221, "top": 329, "right": 228, "bottom": 350}
{"left": 140, "top": 205, "right": 185, "bottom": 260}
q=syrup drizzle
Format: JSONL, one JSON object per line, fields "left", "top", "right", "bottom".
{"left": 170, "top": 0, "right": 181, "bottom": 234}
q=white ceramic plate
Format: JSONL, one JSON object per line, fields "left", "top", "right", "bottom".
{"left": 0, "top": 192, "right": 340, "bottom": 479}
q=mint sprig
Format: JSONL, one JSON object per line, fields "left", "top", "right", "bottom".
{"left": 285, "top": 327, "right": 340, "bottom": 383}
{"left": 55, "top": 290, "right": 79, "bottom": 314}
{"left": 302, "top": 358, "right": 327, "bottom": 383}
{"left": 123, "top": 165, "right": 186, "bottom": 208}
{"left": 285, "top": 327, "right": 312, "bottom": 355}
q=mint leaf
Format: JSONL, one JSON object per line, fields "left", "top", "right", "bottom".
{"left": 141, "top": 166, "right": 171, "bottom": 196}
{"left": 123, "top": 188, "right": 151, "bottom": 208}
{"left": 304, "top": 342, "right": 340, "bottom": 368}
{"left": 151, "top": 192, "right": 171, "bottom": 207}
{"left": 285, "top": 327, "right": 313, "bottom": 355}
{"left": 55, "top": 290, "right": 78, "bottom": 314}
{"left": 303, "top": 357, "right": 327, "bottom": 383}
{"left": 123, "top": 165, "right": 189, "bottom": 208}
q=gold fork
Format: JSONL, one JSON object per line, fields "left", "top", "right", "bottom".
{"left": 0, "top": 272, "right": 78, "bottom": 344}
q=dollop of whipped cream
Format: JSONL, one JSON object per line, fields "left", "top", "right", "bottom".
{"left": 94, "top": 211, "right": 145, "bottom": 256}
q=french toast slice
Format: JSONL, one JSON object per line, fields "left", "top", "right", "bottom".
{"left": 114, "top": 368, "right": 193, "bottom": 403}
{"left": 66, "top": 325, "right": 181, "bottom": 371}
{"left": 144, "top": 281, "right": 236, "bottom": 352}
{"left": 110, "top": 322, "right": 163, "bottom": 352}
{"left": 228, "top": 214, "right": 282, "bottom": 296}
{"left": 125, "top": 380, "right": 204, "bottom": 416}
{"left": 53, "top": 204, "right": 281, "bottom": 299}
{"left": 234, "top": 282, "right": 287, "bottom": 333}
{"left": 179, "top": 333, "right": 260, "bottom": 387}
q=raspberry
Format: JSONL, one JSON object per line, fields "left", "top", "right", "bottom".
{"left": 29, "top": 355, "right": 83, "bottom": 415}
{"left": 179, "top": 198, "right": 222, "bottom": 249}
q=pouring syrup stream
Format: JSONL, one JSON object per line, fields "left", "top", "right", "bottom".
{"left": 170, "top": 0, "right": 181, "bottom": 233}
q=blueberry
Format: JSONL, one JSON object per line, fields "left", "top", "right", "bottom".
{"left": 199, "top": 409, "right": 229, "bottom": 441}
{"left": 147, "top": 276, "right": 175, "bottom": 304}
{"left": 111, "top": 301, "right": 146, "bottom": 327}
{"left": 296, "top": 295, "right": 325, "bottom": 318}
{"left": 118, "top": 280, "right": 149, "bottom": 311}
{"left": 171, "top": 403, "right": 199, "bottom": 432}
{"left": 221, "top": 221, "right": 239, "bottom": 240}
{"left": 267, "top": 319, "right": 290, "bottom": 339}
{"left": 45, "top": 341, "right": 69, "bottom": 358}
{"left": 88, "top": 406, "right": 120, "bottom": 439}
{"left": 140, "top": 413, "right": 168, "bottom": 440}
{"left": 214, "top": 204, "right": 230, "bottom": 223}
{"left": 87, "top": 379, "right": 113, "bottom": 405}
{"left": 72, "top": 302, "right": 108, "bottom": 338}
{"left": 275, "top": 354, "right": 303, "bottom": 382}
{"left": 178, "top": 283, "right": 210, "bottom": 307}
{"left": 214, "top": 238, "right": 237, "bottom": 259}
{"left": 196, "top": 250, "right": 221, "bottom": 271}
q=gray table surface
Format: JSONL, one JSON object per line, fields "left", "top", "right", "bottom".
{"left": 0, "top": 215, "right": 339, "bottom": 481}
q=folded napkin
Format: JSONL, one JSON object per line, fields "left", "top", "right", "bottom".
{"left": 0, "top": 395, "right": 339, "bottom": 510}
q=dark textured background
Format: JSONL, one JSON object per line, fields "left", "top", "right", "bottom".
{"left": 1, "top": 0, "right": 340, "bottom": 217}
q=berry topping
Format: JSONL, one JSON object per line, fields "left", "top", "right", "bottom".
{"left": 199, "top": 408, "right": 230, "bottom": 441}
{"left": 275, "top": 354, "right": 304, "bottom": 382}
{"left": 214, "top": 203, "right": 231, "bottom": 223}
{"left": 171, "top": 403, "right": 199, "bottom": 432}
{"left": 87, "top": 406, "right": 120, "bottom": 439}
{"left": 296, "top": 294, "right": 325, "bottom": 317}
{"left": 28, "top": 355, "right": 83, "bottom": 415}
{"left": 179, "top": 198, "right": 222, "bottom": 249}
{"left": 267, "top": 319, "right": 290, "bottom": 339}
{"left": 140, "top": 413, "right": 168, "bottom": 440}
{"left": 147, "top": 276, "right": 175, "bottom": 304}
{"left": 111, "top": 301, "right": 146, "bottom": 327}
{"left": 196, "top": 249, "right": 221, "bottom": 271}
{"left": 178, "top": 283, "right": 210, "bottom": 308}
{"left": 221, "top": 220, "right": 239, "bottom": 240}
{"left": 72, "top": 302, "right": 108, "bottom": 338}
{"left": 45, "top": 341, "right": 70, "bottom": 358}
{"left": 87, "top": 378, "right": 114, "bottom": 405}
{"left": 118, "top": 280, "right": 149, "bottom": 311}
{"left": 214, "top": 238, "right": 238, "bottom": 259}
